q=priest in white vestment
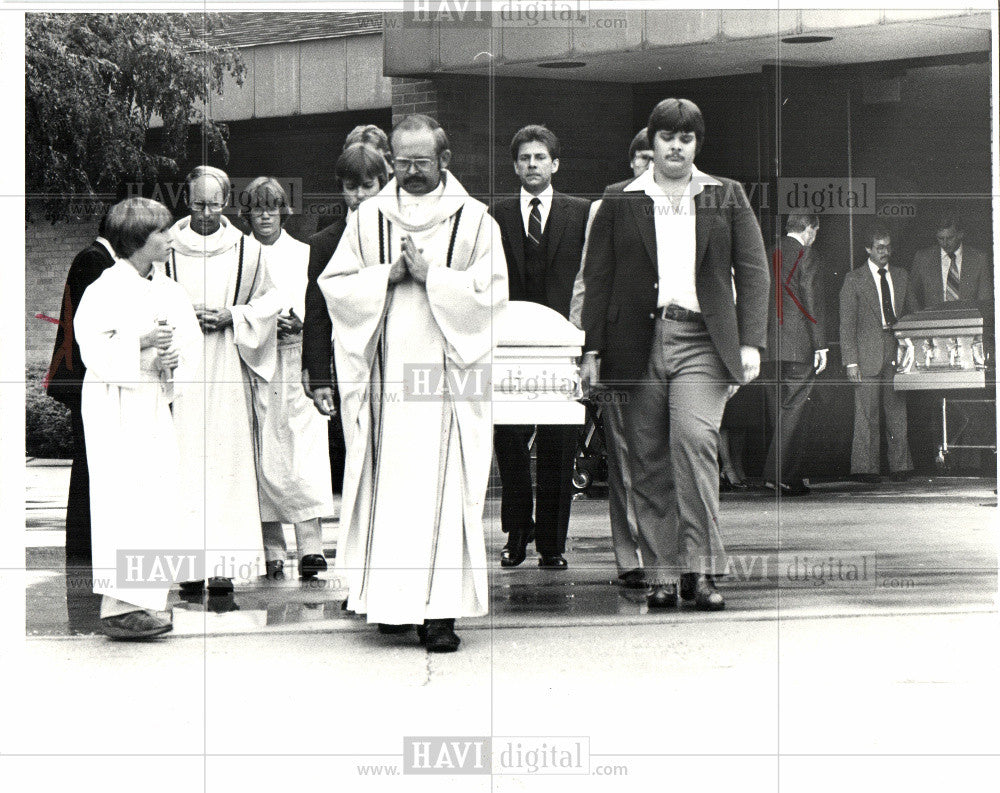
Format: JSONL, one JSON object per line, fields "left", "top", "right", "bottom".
{"left": 319, "top": 115, "right": 508, "bottom": 652}
{"left": 74, "top": 198, "right": 201, "bottom": 639}
{"left": 166, "top": 166, "right": 280, "bottom": 589}
{"left": 242, "top": 176, "right": 334, "bottom": 581}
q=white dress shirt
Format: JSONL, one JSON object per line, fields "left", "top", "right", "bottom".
{"left": 519, "top": 183, "right": 553, "bottom": 236}
{"left": 940, "top": 245, "right": 963, "bottom": 299}
{"left": 867, "top": 259, "right": 897, "bottom": 329}
{"left": 623, "top": 164, "right": 722, "bottom": 312}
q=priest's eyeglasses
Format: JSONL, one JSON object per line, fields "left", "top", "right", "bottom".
{"left": 191, "top": 201, "right": 226, "bottom": 212}
{"left": 393, "top": 157, "right": 437, "bottom": 172}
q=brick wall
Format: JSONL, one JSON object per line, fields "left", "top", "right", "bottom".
{"left": 25, "top": 219, "right": 97, "bottom": 367}
{"left": 391, "top": 78, "right": 440, "bottom": 126}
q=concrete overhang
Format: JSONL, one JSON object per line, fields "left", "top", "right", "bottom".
{"left": 384, "top": 8, "right": 991, "bottom": 82}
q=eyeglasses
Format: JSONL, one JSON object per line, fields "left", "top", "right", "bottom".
{"left": 191, "top": 201, "right": 225, "bottom": 212}
{"left": 249, "top": 206, "right": 283, "bottom": 217}
{"left": 392, "top": 157, "right": 437, "bottom": 172}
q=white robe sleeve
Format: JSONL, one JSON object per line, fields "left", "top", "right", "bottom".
{"left": 73, "top": 281, "right": 143, "bottom": 388}
{"left": 425, "top": 211, "right": 509, "bottom": 367}
{"left": 229, "top": 242, "right": 280, "bottom": 382}
{"left": 165, "top": 280, "right": 204, "bottom": 394}
{"left": 318, "top": 212, "right": 392, "bottom": 374}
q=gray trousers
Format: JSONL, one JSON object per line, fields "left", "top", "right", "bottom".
{"left": 851, "top": 361, "right": 913, "bottom": 475}
{"left": 623, "top": 318, "right": 731, "bottom": 585}
{"left": 600, "top": 396, "right": 648, "bottom": 575}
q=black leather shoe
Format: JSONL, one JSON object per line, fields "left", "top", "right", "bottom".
{"left": 681, "top": 574, "right": 725, "bottom": 611}
{"left": 853, "top": 473, "right": 884, "bottom": 484}
{"left": 617, "top": 568, "right": 648, "bottom": 589}
{"left": 102, "top": 610, "right": 173, "bottom": 640}
{"left": 500, "top": 528, "right": 530, "bottom": 567}
{"left": 766, "top": 480, "right": 811, "bottom": 496}
{"left": 889, "top": 471, "right": 911, "bottom": 483}
{"left": 421, "top": 619, "right": 461, "bottom": 652}
{"left": 378, "top": 623, "right": 416, "bottom": 635}
{"left": 300, "top": 554, "right": 328, "bottom": 579}
{"left": 207, "top": 577, "right": 234, "bottom": 595}
{"left": 647, "top": 584, "right": 678, "bottom": 609}
{"left": 179, "top": 580, "right": 204, "bottom": 595}
{"left": 538, "top": 554, "right": 568, "bottom": 569}
{"left": 265, "top": 560, "right": 285, "bottom": 581}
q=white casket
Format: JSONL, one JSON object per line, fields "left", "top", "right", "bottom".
{"left": 492, "top": 301, "right": 585, "bottom": 425}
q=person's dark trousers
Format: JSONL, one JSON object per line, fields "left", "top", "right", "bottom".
{"left": 65, "top": 407, "right": 93, "bottom": 565}
{"left": 327, "top": 412, "right": 346, "bottom": 495}
{"left": 763, "top": 360, "right": 815, "bottom": 486}
{"left": 494, "top": 424, "right": 577, "bottom": 555}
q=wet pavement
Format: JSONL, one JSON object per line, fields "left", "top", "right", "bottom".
{"left": 25, "top": 462, "right": 998, "bottom": 638}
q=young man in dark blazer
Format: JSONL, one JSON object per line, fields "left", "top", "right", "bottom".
{"left": 491, "top": 125, "right": 591, "bottom": 569}
{"left": 45, "top": 216, "right": 115, "bottom": 565}
{"left": 581, "top": 98, "right": 770, "bottom": 610}
{"left": 762, "top": 214, "right": 828, "bottom": 495}
{"left": 302, "top": 142, "right": 390, "bottom": 493}
{"left": 839, "top": 226, "right": 912, "bottom": 483}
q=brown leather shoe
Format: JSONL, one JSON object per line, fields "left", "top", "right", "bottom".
{"left": 101, "top": 610, "right": 173, "bottom": 640}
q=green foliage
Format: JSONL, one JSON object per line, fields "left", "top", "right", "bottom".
{"left": 25, "top": 364, "right": 73, "bottom": 459}
{"left": 26, "top": 13, "right": 246, "bottom": 222}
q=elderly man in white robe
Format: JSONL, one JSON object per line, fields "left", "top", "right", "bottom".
{"left": 319, "top": 114, "right": 508, "bottom": 652}
{"left": 166, "top": 166, "right": 280, "bottom": 593}
{"left": 74, "top": 198, "right": 201, "bottom": 639}
{"left": 241, "top": 176, "right": 334, "bottom": 581}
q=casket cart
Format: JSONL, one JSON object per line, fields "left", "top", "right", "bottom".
{"left": 893, "top": 303, "right": 995, "bottom": 466}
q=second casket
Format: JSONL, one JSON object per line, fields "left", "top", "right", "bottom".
{"left": 492, "top": 301, "right": 585, "bottom": 425}
{"left": 893, "top": 303, "right": 986, "bottom": 391}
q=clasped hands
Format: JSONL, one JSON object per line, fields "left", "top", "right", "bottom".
{"left": 140, "top": 324, "right": 179, "bottom": 375}
{"left": 194, "top": 304, "right": 233, "bottom": 333}
{"left": 387, "top": 235, "right": 430, "bottom": 286}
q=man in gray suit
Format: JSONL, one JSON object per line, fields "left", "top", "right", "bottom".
{"left": 839, "top": 226, "right": 913, "bottom": 484}
{"left": 905, "top": 215, "right": 992, "bottom": 312}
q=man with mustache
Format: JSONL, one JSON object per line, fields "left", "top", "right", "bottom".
{"left": 319, "top": 114, "right": 508, "bottom": 652}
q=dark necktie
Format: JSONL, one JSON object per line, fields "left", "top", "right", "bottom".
{"left": 945, "top": 252, "right": 960, "bottom": 301}
{"left": 878, "top": 267, "right": 896, "bottom": 326}
{"left": 527, "top": 197, "right": 542, "bottom": 252}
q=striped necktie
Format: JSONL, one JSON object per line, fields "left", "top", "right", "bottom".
{"left": 945, "top": 251, "right": 960, "bottom": 301}
{"left": 527, "top": 197, "right": 542, "bottom": 251}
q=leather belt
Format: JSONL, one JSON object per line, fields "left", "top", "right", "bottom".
{"left": 658, "top": 304, "right": 703, "bottom": 322}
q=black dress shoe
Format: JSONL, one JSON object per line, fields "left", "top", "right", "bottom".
{"left": 300, "top": 554, "right": 328, "bottom": 579}
{"left": 207, "top": 577, "right": 234, "bottom": 595}
{"left": 101, "top": 610, "right": 173, "bottom": 640}
{"left": 265, "top": 560, "right": 285, "bottom": 581}
{"left": 378, "top": 623, "right": 416, "bottom": 635}
{"left": 500, "top": 528, "right": 530, "bottom": 567}
{"left": 681, "top": 574, "right": 724, "bottom": 611}
{"left": 420, "top": 619, "right": 461, "bottom": 652}
{"left": 888, "top": 471, "right": 911, "bottom": 482}
{"left": 766, "top": 480, "right": 811, "bottom": 496}
{"left": 852, "top": 473, "right": 884, "bottom": 484}
{"left": 617, "top": 568, "right": 648, "bottom": 589}
{"left": 179, "top": 580, "right": 204, "bottom": 595}
{"left": 538, "top": 554, "right": 567, "bottom": 569}
{"left": 647, "top": 584, "right": 678, "bottom": 609}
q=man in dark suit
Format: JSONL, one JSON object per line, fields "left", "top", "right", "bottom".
{"left": 903, "top": 215, "right": 992, "bottom": 471}
{"left": 491, "top": 125, "right": 591, "bottom": 570}
{"left": 44, "top": 215, "right": 115, "bottom": 564}
{"left": 839, "top": 226, "right": 913, "bottom": 483}
{"left": 581, "top": 98, "right": 770, "bottom": 610}
{"left": 762, "top": 214, "right": 828, "bottom": 495}
{"left": 905, "top": 215, "right": 992, "bottom": 313}
{"left": 302, "top": 141, "right": 390, "bottom": 493}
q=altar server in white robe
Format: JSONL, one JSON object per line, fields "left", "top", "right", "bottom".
{"left": 166, "top": 166, "right": 280, "bottom": 591}
{"left": 74, "top": 198, "right": 201, "bottom": 640}
{"left": 241, "top": 176, "right": 335, "bottom": 581}
{"left": 319, "top": 114, "right": 508, "bottom": 652}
